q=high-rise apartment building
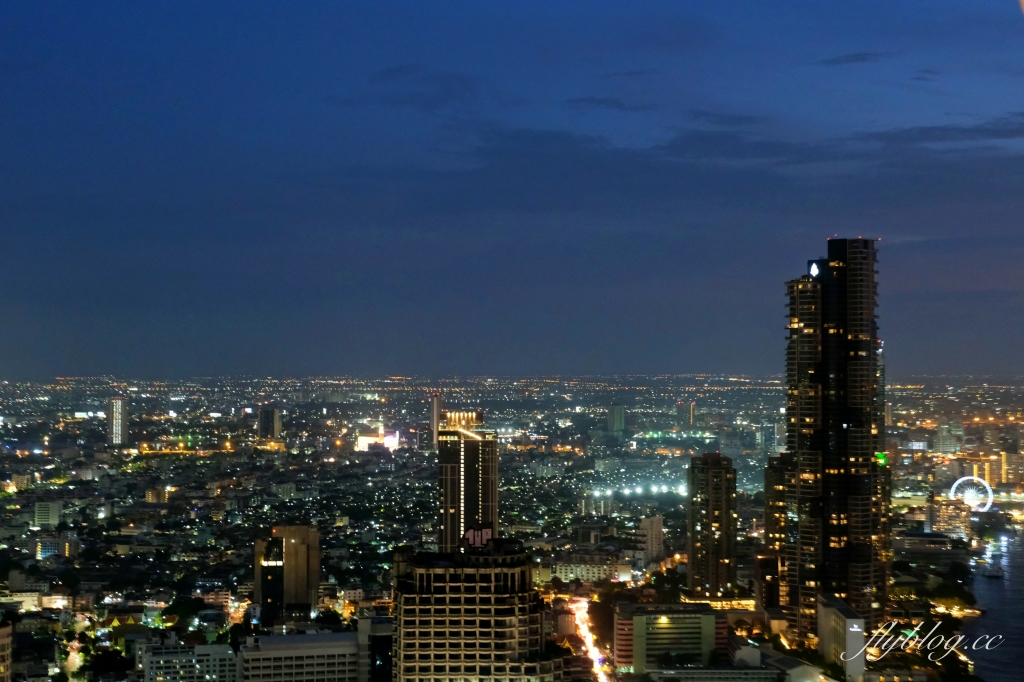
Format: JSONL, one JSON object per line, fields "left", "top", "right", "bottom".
{"left": 108, "top": 396, "right": 128, "bottom": 446}
{"left": 258, "top": 406, "right": 282, "bottom": 439}
{"left": 636, "top": 515, "right": 665, "bottom": 564}
{"left": 768, "top": 238, "right": 890, "bottom": 645}
{"left": 608, "top": 405, "right": 626, "bottom": 433}
{"left": 254, "top": 526, "right": 321, "bottom": 625}
{"left": 687, "top": 452, "right": 737, "bottom": 597}
{"left": 763, "top": 456, "right": 791, "bottom": 554}
{"left": 438, "top": 418, "right": 498, "bottom": 553}
{"left": 391, "top": 540, "right": 550, "bottom": 682}
{"left": 430, "top": 392, "right": 443, "bottom": 450}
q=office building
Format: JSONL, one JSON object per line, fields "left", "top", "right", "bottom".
{"left": 255, "top": 526, "right": 321, "bottom": 625}
{"left": 438, "top": 418, "right": 498, "bottom": 553}
{"left": 140, "top": 644, "right": 236, "bottom": 682}
{"left": 430, "top": 392, "right": 443, "bottom": 450}
{"left": 770, "top": 238, "right": 890, "bottom": 645}
{"left": 391, "top": 540, "right": 549, "bottom": 682}
{"left": 33, "top": 501, "right": 62, "bottom": 529}
{"left": 608, "top": 405, "right": 626, "bottom": 433}
{"left": 31, "top": 532, "right": 80, "bottom": 560}
{"left": 108, "top": 396, "right": 128, "bottom": 446}
{"left": 258, "top": 406, "right": 282, "bottom": 439}
{"left": 612, "top": 602, "right": 716, "bottom": 674}
{"left": 238, "top": 633, "right": 358, "bottom": 682}
{"left": 357, "top": 616, "right": 393, "bottom": 682}
{"left": 817, "top": 594, "right": 866, "bottom": 682}
{"left": 688, "top": 452, "right": 737, "bottom": 597}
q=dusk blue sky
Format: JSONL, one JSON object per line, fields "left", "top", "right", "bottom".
{"left": 2, "top": 1, "right": 1023, "bottom": 379}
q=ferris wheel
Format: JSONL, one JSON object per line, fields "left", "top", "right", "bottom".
{"left": 949, "top": 476, "right": 994, "bottom": 512}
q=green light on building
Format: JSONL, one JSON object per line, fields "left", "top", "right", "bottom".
{"left": 875, "top": 452, "right": 888, "bottom": 466}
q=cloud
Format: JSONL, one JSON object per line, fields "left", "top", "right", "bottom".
{"left": 687, "top": 109, "right": 767, "bottom": 127}
{"left": 817, "top": 51, "right": 894, "bottom": 66}
{"left": 564, "top": 96, "right": 654, "bottom": 112}
{"left": 859, "top": 112, "right": 1024, "bottom": 146}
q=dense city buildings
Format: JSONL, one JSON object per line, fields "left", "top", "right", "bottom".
{"left": 770, "top": 238, "right": 891, "bottom": 644}
{"left": 688, "top": 452, "right": 737, "bottom": 598}
{"left": 0, "top": 356, "right": 1021, "bottom": 682}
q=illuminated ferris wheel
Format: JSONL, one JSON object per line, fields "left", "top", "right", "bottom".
{"left": 949, "top": 476, "right": 993, "bottom": 512}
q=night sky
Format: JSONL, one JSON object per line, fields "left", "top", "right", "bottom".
{"left": 2, "top": 2, "right": 1023, "bottom": 379}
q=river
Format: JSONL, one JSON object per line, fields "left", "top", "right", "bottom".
{"left": 961, "top": 534, "right": 1024, "bottom": 682}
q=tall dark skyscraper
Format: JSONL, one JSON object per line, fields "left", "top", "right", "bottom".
{"left": 687, "top": 452, "right": 737, "bottom": 598}
{"left": 254, "top": 525, "right": 321, "bottom": 625}
{"left": 438, "top": 412, "right": 499, "bottom": 553}
{"left": 769, "top": 238, "right": 890, "bottom": 645}
{"left": 258, "top": 406, "right": 282, "bottom": 439}
{"left": 430, "top": 392, "right": 443, "bottom": 450}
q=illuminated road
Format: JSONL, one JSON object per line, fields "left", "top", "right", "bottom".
{"left": 570, "top": 598, "right": 610, "bottom": 682}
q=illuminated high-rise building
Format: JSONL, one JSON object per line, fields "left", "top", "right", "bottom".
{"left": 430, "top": 392, "right": 443, "bottom": 450}
{"left": 438, "top": 412, "right": 498, "bottom": 553}
{"left": 254, "top": 526, "right": 321, "bottom": 625}
{"left": 763, "top": 456, "right": 791, "bottom": 554}
{"left": 769, "top": 238, "right": 890, "bottom": 645}
{"left": 687, "top": 452, "right": 737, "bottom": 597}
{"left": 675, "top": 401, "right": 695, "bottom": 428}
{"left": 258, "top": 406, "right": 282, "bottom": 439}
{"left": 108, "top": 396, "right": 128, "bottom": 446}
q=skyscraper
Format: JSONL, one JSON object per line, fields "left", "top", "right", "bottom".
{"left": 675, "top": 401, "right": 695, "bottom": 428}
{"left": 391, "top": 541, "right": 547, "bottom": 682}
{"left": 254, "top": 526, "right": 321, "bottom": 625}
{"left": 608, "top": 405, "right": 625, "bottom": 433}
{"left": 108, "top": 396, "right": 128, "bottom": 446}
{"left": 763, "top": 456, "right": 791, "bottom": 554}
{"left": 438, "top": 414, "right": 498, "bottom": 553}
{"left": 258, "top": 406, "right": 282, "bottom": 439}
{"left": 770, "top": 238, "right": 890, "bottom": 645}
{"left": 430, "top": 392, "right": 443, "bottom": 450}
{"left": 687, "top": 452, "right": 737, "bottom": 597}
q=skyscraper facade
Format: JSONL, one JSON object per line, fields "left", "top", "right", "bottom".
{"left": 254, "top": 526, "right": 321, "bottom": 625}
{"left": 430, "top": 392, "right": 443, "bottom": 450}
{"left": 438, "top": 418, "right": 498, "bottom": 553}
{"left": 108, "top": 396, "right": 128, "bottom": 446}
{"left": 391, "top": 541, "right": 549, "bottom": 682}
{"left": 258, "top": 406, "right": 282, "bottom": 439}
{"left": 772, "top": 238, "right": 890, "bottom": 645}
{"left": 687, "top": 452, "right": 737, "bottom": 597}
{"left": 608, "top": 405, "right": 626, "bottom": 433}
